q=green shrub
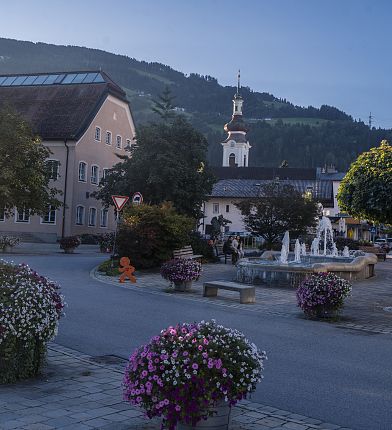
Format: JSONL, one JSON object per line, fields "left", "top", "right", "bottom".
{"left": 189, "top": 231, "right": 218, "bottom": 262}
{"left": 117, "top": 203, "right": 194, "bottom": 269}
{"left": 80, "top": 233, "right": 100, "bottom": 244}
{"left": 335, "top": 237, "right": 360, "bottom": 251}
{"left": 98, "top": 259, "right": 120, "bottom": 276}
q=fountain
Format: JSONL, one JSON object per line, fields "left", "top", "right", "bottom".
{"left": 236, "top": 216, "right": 378, "bottom": 285}
{"left": 294, "top": 239, "right": 301, "bottom": 263}
{"left": 279, "top": 231, "right": 290, "bottom": 264}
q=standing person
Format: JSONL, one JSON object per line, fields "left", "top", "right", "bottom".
{"left": 236, "top": 235, "right": 245, "bottom": 259}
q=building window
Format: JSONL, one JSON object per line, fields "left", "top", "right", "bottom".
{"left": 88, "top": 208, "right": 97, "bottom": 226}
{"left": 243, "top": 155, "right": 246, "bottom": 166}
{"left": 0, "top": 208, "right": 4, "bottom": 221}
{"left": 100, "top": 209, "right": 108, "bottom": 227}
{"left": 78, "top": 162, "right": 87, "bottom": 182}
{"left": 46, "top": 160, "right": 59, "bottom": 180}
{"left": 226, "top": 205, "right": 230, "bottom": 213}
{"left": 102, "top": 168, "right": 109, "bottom": 180}
{"left": 42, "top": 205, "right": 56, "bottom": 224}
{"left": 229, "top": 153, "right": 236, "bottom": 167}
{"left": 106, "top": 131, "right": 112, "bottom": 145}
{"left": 76, "top": 206, "right": 85, "bottom": 225}
{"left": 212, "top": 203, "right": 219, "bottom": 214}
{"left": 126, "top": 139, "right": 131, "bottom": 150}
{"left": 91, "top": 165, "right": 99, "bottom": 184}
{"left": 116, "top": 135, "right": 122, "bottom": 149}
{"left": 16, "top": 208, "right": 30, "bottom": 223}
{"left": 95, "top": 127, "right": 101, "bottom": 141}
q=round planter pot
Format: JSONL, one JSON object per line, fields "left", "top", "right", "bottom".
{"left": 314, "top": 307, "right": 338, "bottom": 319}
{"left": 177, "top": 401, "right": 232, "bottom": 430}
{"left": 1, "top": 246, "right": 11, "bottom": 253}
{"left": 173, "top": 280, "right": 193, "bottom": 292}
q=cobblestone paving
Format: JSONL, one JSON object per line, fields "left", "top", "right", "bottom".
{"left": 93, "top": 259, "right": 392, "bottom": 336}
{"left": 0, "top": 344, "right": 353, "bottom": 430}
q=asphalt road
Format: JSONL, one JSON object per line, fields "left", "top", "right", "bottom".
{"left": 6, "top": 254, "right": 392, "bottom": 430}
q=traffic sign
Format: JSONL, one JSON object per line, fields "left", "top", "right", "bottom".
{"left": 132, "top": 192, "right": 143, "bottom": 205}
{"left": 112, "top": 195, "right": 129, "bottom": 211}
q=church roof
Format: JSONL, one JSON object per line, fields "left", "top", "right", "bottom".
{"left": 212, "top": 166, "right": 317, "bottom": 180}
{"left": 223, "top": 132, "right": 248, "bottom": 143}
{"left": 210, "top": 178, "right": 333, "bottom": 202}
{"left": 0, "top": 70, "right": 128, "bottom": 140}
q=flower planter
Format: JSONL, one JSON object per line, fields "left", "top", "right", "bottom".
{"left": 174, "top": 280, "right": 193, "bottom": 292}
{"left": 63, "top": 247, "right": 75, "bottom": 254}
{"left": 1, "top": 246, "right": 11, "bottom": 253}
{"left": 177, "top": 401, "right": 231, "bottom": 429}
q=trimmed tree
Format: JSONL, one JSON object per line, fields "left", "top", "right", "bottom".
{"left": 236, "top": 181, "right": 319, "bottom": 249}
{"left": 337, "top": 140, "right": 392, "bottom": 224}
{"left": 95, "top": 115, "right": 215, "bottom": 219}
{"left": 0, "top": 108, "right": 62, "bottom": 217}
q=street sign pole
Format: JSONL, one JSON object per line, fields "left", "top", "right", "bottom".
{"left": 111, "top": 195, "right": 130, "bottom": 267}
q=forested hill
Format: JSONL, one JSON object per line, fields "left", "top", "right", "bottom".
{"left": 0, "top": 37, "right": 390, "bottom": 170}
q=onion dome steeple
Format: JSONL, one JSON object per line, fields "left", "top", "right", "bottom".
{"left": 221, "top": 70, "right": 251, "bottom": 167}
{"left": 224, "top": 70, "right": 249, "bottom": 133}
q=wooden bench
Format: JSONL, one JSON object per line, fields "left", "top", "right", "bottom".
{"left": 203, "top": 281, "right": 255, "bottom": 304}
{"left": 359, "top": 246, "right": 386, "bottom": 262}
{"left": 173, "top": 245, "right": 203, "bottom": 261}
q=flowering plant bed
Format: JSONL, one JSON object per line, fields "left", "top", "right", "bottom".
{"left": 160, "top": 259, "right": 202, "bottom": 284}
{"left": 123, "top": 320, "right": 266, "bottom": 430}
{"left": 296, "top": 272, "right": 352, "bottom": 318}
{"left": 0, "top": 261, "right": 65, "bottom": 383}
{"left": 59, "top": 235, "right": 81, "bottom": 252}
{"left": 0, "top": 235, "right": 19, "bottom": 251}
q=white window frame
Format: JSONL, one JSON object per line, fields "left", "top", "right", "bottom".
{"left": 105, "top": 131, "right": 112, "bottom": 145}
{"left": 100, "top": 208, "right": 108, "bottom": 228}
{"left": 76, "top": 205, "right": 85, "bottom": 225}
{"left": 212, "top": 203, "right": 219, "bottom": 214}
{"left": 91, "top": 165, "right": 99, "bottom": 185}
{"left": 46, "top": 159, "right": 60, "bottom": 180}
{"left": 95, "top": 126, "right": 101, "bottom": 142}
{"left": 41, "top": 205, "right": 56, "bottom": 224}
{"left": 88, "top": 207, "right": 97, "bottom": 227}
{"left": 78, "top": 161, "right": 87, "bottom": 182}
{"left": 102, "top": 168, "right": 109, "bottom": 180}
{"left": 15, "top": 207, "right": 30, "bottom": 223}
{"left": 116, "top": 135, "right": 122, "bottom": 149}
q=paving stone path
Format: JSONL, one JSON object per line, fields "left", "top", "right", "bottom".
{"left": 93, "top": 259, "right": 392, "bottom": 336}
{"left": 0, "top": 344, "right": 353, "bottom": 430}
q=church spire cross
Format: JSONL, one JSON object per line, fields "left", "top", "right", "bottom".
{"left": 237, "top": 69, "right": 241, "bottom": 95}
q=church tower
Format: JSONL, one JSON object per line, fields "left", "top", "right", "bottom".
{"left": 221, "top": 71, "right": 251, "bottom": 167}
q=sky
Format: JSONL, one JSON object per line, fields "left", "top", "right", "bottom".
{"left": 1, "top": 0, "right": 392, "bottom": 128}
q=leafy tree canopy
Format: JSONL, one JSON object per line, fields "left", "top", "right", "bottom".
{"left": 95, "top": 114, "right": 216, "bottom": 219}
{"left": 236, "top": 181, "right": 319, "bottom": 249}
{"left": 337, "top": 140, "right": 392, "bottom": 224}
{"left": 0, "top": 108, "right": 62, "bottom": 217}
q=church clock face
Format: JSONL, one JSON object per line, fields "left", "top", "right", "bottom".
{"left": 230, "top": 141, "right": 235, "bottom": 147}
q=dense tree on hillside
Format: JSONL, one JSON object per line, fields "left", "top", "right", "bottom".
{"left": 236, "top": 181, "right": 319, "bottom": 249}
{"left": 95, "top": 115, "right": 216, "bottom": 219}
{"left": 0, "top": 108, "right": 62, "bottom": 217}
{"left": 337, "top": 140, "right": 392, "bottom": 224}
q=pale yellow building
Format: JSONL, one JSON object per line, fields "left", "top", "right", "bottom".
{"left": 0, "top": 71, "right": 136, "bottom": 242}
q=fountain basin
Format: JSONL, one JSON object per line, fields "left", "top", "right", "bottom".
{"left": 236, "top": 252, "right": 377, "bottom": 286}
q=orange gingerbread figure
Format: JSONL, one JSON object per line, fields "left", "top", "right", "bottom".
{"left": 118, "top": 257, "right": 137, "bottom": 283}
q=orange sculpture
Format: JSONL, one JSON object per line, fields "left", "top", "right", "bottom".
{"left": 118, "top": 257, "right": 137, "bottom": 283}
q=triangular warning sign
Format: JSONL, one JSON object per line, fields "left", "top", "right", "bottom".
{"left": 112, "top": 195, "right": 129, "bottom": 211}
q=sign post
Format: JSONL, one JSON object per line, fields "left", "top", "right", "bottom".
{"left": 111, "top": 195, "right": 129, "bottom": 267}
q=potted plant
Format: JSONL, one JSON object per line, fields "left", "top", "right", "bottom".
{"left": 0, "top": 235, "right": 20, "bottom": 253}
{"left": 59, "top": 235, "right": 81, "bottom": 253}
{"left": 160, "top": 259, "right": 202, "bottom": 291}
{"left": 123, "top": 320, "right": 266, "bottom": 430}
{"left": 0, "top": 261, "right": 65, "bottom": 383}
{"left": 296, "top": 272, "right": 352, "bottom": 318}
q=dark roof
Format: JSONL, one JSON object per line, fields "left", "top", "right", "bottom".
{"left": 0, "top": 70, "right": 128, "bottom": 140}
{"left": 212, "top": 166, "right": 318, "bottom": 180}
{"left": 319, "top": 172, "right": 346, "bottom": 181}
{"left": 210, "top": 178, "right": 333, "bottom": 202}
{"left": 224, "top": 114, "right": 249, "bottom": 133}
